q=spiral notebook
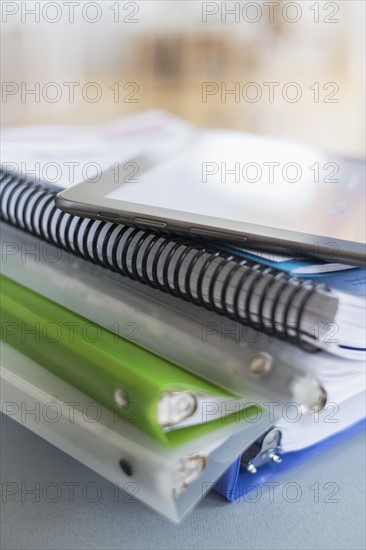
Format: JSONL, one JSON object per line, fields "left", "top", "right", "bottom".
{"left": 1, "top": 169, "right": 365, "bottom": 359}
{"left": 1, "top": 112, "right": 365, "bottom": 357}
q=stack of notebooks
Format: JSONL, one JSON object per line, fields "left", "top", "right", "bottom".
{"left": 1, "top": 111, "right": 365, "bottom": 522}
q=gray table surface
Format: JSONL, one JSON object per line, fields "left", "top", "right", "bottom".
{"left": 1, "top": 416, "right": 365, "bottom": 550}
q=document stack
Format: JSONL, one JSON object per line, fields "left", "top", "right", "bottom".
{"left": 1, "top": 111, "right": 365, "bottom": 521}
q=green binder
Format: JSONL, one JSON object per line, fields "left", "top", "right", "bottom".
{"left": 1, "top": 275, "right": 258, "bottom": 446}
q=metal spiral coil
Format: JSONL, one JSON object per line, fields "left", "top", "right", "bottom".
{"left": 0, "top": 171, "right": 325, "bottom": 351}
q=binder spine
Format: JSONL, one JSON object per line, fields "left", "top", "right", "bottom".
{"left": 0, "top": 171, "right": 329, "bottom": 350}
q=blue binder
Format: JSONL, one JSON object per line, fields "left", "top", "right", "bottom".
{"left": 215, "top": 419, "right": 365, "bottom": 501}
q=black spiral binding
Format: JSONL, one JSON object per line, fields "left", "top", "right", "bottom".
{"left": 0, "top": 170, "right": 328, "bottom": 351}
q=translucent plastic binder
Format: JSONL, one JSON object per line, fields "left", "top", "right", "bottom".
{"left": 1, "top": 222, "right": 327, "bottom": 414}
{"left": 0, "top": 344, "right": 271, "bottom": 522}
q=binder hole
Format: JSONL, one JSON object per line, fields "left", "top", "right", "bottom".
{"left": 119, "top": 459, "right": 133, "bottom": 477}
{"left": 249, "top": 353, "right": 273, "bottom": 376}
{"left": 114, "top": 388, "right": 129, "bottom": 408}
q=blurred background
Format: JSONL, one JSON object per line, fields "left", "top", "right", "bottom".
{"left": 1, "top": 0, "right": 365, "bottom": 155}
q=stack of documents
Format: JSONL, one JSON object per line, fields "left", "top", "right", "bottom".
{"left": 1, "top": 111, "right": 365, "bottom": 521}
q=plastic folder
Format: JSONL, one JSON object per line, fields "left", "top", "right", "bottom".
{"left": 0, "top": 274, "right": 262, "bottom": 447}
{"left": 0, "top": 222, "right": 327, "bottom": 414}
{"left": 215, "top": 419, "right": 365, "bottom": 502}
{"left": 0, "top": 343, "right": 272, "bottom": 522}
